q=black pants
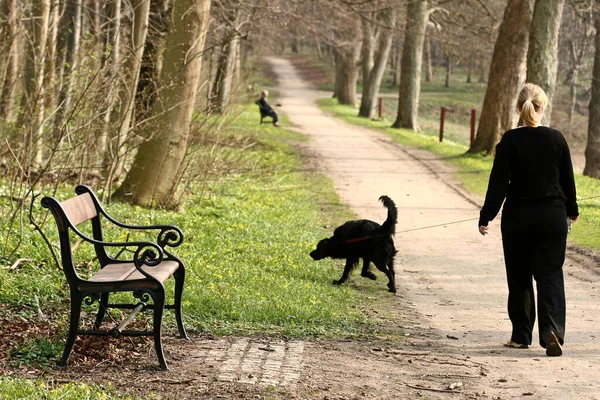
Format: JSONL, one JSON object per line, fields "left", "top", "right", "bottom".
{"left": 500, "top": 206, "right": 568, "bottom": 347}
{"left": 264, "top": 109, "right": 278, "bottom": 124}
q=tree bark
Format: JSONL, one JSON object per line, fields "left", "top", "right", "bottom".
{"left": 526, "top": 0, "right": 565, "bottom": 126}
{"left": 135, "top": 0, "right": 173, "bottom": 123}
{"left": 0, "top": 0, "right": 19, "bottom": 121}
{"left": 98, "top": 0, "right": 123, "bottom": 158}
{"left": 359, "top": 9, "right": 396, "bottom": 118}
{"left": 391, "top": 0, "right": 428, "bottom": 131}
{"left": 334, "top": 43, "right": 360, "bottom": 106}
{"left": 211, "top": 6, "right": 241, "bottom": 113}
{"left": 444, "top": 54, "right": 451, "bottom": 88}
{"left": 113, "top": 0, "right": 212, "bottom": 208}
{"left": 102, "top": 0, "right": 151, "bottom": 185}
{"left": 584, "top": 9, "right": 600, "bottom": 178}
{"left": 52, "top": 0, "right": 82, "bottom": 143}
{"left": 468, "top": 0, "right": 532, "bottom": 154}
{"left": 360, "top": 13, "right": 375, "bottom": 95}
{"left": 425, "top": 33, "right": 433, "bottom": 82}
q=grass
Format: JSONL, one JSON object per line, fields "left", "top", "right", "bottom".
{"left": 0, "top": 377, "right": 131, "bottom": 400}
{"left": 0, "top": 98, "right": 400, "bottom": 382}
{"left": 317, "top": 97, "right": 600, "bottom": 251}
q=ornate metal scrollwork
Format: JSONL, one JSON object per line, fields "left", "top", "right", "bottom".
{"left": 133, "top": 289, "right": 152, "bottom": 303}
{"left": 134, "top": 244, "right": 162, "bottom": 268}
{"left": 83, "top": 293, "right": 101, "bottom": 305}
{"left": 158, "top": 228, "right": 183, "bottom": 248}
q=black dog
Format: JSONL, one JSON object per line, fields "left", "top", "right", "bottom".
{"left": 309, "top": 196, "right": 398, "bottom": 293}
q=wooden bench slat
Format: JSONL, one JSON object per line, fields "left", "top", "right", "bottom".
{"left": 88, "top": 264, "right": 138, "bottom": 282}
{"left": 128, "top": 261, "right": 179, "bottom": 284}
{"left": 60, "top": 193, "right": 97, "bottom": 226}
{"left": 88, "top": 261, "right": 179, "bottom": 285}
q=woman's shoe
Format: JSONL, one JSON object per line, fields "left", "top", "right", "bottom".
{"left": 503, "top": 340, "right": 528, "bottom": 349}
{"left": 545, "top": 331, "right": 562, "bottom": 357}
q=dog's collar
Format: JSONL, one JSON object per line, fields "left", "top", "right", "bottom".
{"left": 344, "top": 236, "right": 370, "bottom": 243}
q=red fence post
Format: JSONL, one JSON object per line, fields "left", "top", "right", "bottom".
{"left": 439, "top": 106, "right": 446, "bottom": 142}
{"left": 470, "top": 109, "right": 476, "bottom": 145}
{"left": 378, "top": 97, "right": 383, "bottom": 118}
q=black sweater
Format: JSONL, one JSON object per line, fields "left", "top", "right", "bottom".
{"left": 479, "top": 126, "right": 579, "bottom": 227}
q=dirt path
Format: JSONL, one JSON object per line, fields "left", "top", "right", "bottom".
{"left": 268, "top": 56, "right": 600, "bottom": 399}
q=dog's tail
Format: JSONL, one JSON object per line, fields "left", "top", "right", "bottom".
{"left": 379, "top": 195, "right": 397, "bottom": 235}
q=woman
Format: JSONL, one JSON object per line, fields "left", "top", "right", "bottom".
{"left": 478, "top": 83, "right": 579, "bottom": 357}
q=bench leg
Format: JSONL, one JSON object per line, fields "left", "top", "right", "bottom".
{"left": 173, "top": 267, "right": 188, "bottom": 339}
{"left": 58, "top": 293, "right": 82, "bottom": 367}
{"left": 151, "top": 289, "right": 168, "bottom": 371}
{"left": 93, "top": 293, "right": 109, "bottom": 329}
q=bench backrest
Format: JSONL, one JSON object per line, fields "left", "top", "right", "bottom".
{"left": 42, "top": 187, "right": 107, "bottom": 285}
{"left": 60, "top": 193, "right": 98, "bottom": 226}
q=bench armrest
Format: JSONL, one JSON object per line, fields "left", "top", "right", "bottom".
{"left": 74, "top": 186, "right": 183, "bottom": 249}
{"left": 69, "top": 223, "right": 166, "bottom": 281}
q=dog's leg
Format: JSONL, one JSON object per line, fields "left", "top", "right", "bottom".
{"left": 360, "top": 258, "right": 377, "bottom": 280}
{"left": 386, "top": 252, "right": 397, "bottom": 293}
{"left": 373, "top": 259, "right": 396, "bottom": 294}
{"left": 333, "top": 257, "right": 358, "bottom": 285}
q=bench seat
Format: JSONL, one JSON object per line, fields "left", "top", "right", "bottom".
{"left": 88, "top": 261, "right": 179, "bottom": 284}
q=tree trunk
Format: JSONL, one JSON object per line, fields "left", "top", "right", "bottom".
{"left": 316, "top": 38, "right": 323, "bottom": 59}
{"left": 52, "top": 0, "right": 82, "bottom": 143}
{"left": 44, "top": 0, "right": 60, "bottom": 121}
{"left": 102, "top": 0, "right": 151, "bottom": 186}
{"left": 468, "top": 0, "right": 532, "bottom": 154}
{"left": 98, "top": 0, "right": 123, "bottom": 158}
{"left": 425, "top": 33, "right": 433, "bottom": 82}
{"left": 478, "top": 53, "right": 487, "bottom": 83}
{"left": 567, "top": 67, "right": 578, "bottom": 132}
{"left": 584, "top": 10, "right": 600, "bottom": 178}
{"left": 466, "top": 55, "right": 472, "bottom": 83}
{"left": 334, "top": 43, "right": 360, "bottom": 106}
{"left": 360, "top": 14, "right": 375, "bottom": 93}
{"left": 135, "top": 0, "right": 173, "bottom": 123}
{"left": 112, "top": 0, "right": 212, "bottom": 208}
{"left": 359, "top": 9, "right": 396, "bottom": 118}
{"left": 0, "top": 0, "right": 19, "bottom": 121}
{"left": 444, "top": 54, "right": 451, "bottom": 88}
{"left": 211, "top": 7, "right": 241, "bottom": 113}
{"left": 32, "top": 0, "right": 51, "bottom": 165}
{"left": 391, "top": 0, "right": 428, "bottom": 131}
{"left": 526, "top": 0, "right": 565, "bottom": 126}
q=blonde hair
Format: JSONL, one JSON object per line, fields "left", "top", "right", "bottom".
{"left": 517, "top": 83, "right": 548, "bottom": 127}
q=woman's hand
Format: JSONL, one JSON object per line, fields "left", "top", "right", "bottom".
{"left": 569, "top": 215, "right": 579, "bottom": 223}
{"left": 479, "top": 225, "right": 489, "bottom": 236}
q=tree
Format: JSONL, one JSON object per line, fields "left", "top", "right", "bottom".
{"left": 102, "top": 0, "right": 151, "bottom": 188}
{"left": 53, "top": 0, "right": 83, "bottom": 144}
{"left": 359, "top": 8, "right": 397, "bottom": 118}
{"left": 584, "top": 4, "right": 600, "bottom": 178}
{"left": 113, "top": 0, "right": 212, "bottom": 208}
{"left": 210, "top": 0, "right": 244, "bottom": 113}
{"left": 391, "top": 0, "right": 428, "bottom": 130}
{"left": 526, "top": 0, "right": 565, "bottom": 126}
{"left": 468, "top": 0, "right": 533, "bottom": 154}
{"left": 0, "top": 0, "right": 19, "bottom": 122}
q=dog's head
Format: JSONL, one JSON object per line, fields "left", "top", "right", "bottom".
{"left": 309, "top": 238, "right": 331, "bottom": 260}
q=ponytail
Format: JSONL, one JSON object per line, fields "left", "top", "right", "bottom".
{"left": 517, "top": 83, "right": 548, "bottom": 127}
{"left": 520, "top": 98, "right": 539, "bottom": 127}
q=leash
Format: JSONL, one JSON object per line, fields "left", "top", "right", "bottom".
{"left": 337, "top": 195, "right": 600, "bottom": 244}
{"left": 338, "top": 217, "right": 479, "bottom": 244}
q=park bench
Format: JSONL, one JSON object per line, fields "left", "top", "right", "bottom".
{"left": 41, "top": 185, "right": 188, "bottom": 371}
{"left": 255, "top": 99, "right": 273, "bottom": 124}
